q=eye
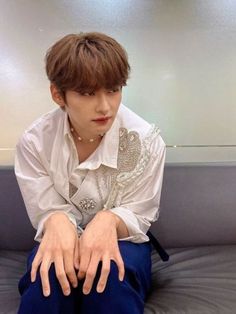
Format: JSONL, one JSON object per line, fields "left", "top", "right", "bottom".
{"left": 80, "top": 91, "right": 95, "bottom": 96}
{"left": 107, "top": 87, "right": 121, "bottom": 93}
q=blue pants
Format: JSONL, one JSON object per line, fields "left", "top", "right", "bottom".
{"left": 18, "top": 241, "right": 152, "bottom": 314}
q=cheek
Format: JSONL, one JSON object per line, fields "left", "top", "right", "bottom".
{"left": 113, "top": 94, "right": 122, "bottom": 110}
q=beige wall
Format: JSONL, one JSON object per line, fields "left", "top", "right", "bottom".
{"left": 1, "top": 0, "right": 236, "bottom": 165}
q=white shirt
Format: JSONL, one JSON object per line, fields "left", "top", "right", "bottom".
{"left": 15, "top": 103, "right": 166, "bottom": 243}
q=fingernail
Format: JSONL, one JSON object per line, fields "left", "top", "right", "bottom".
{"left": 65, "top": 289, "right": 70, "bottom": 296}
{"left": 44, "top": 290, "right": 50, "bottom": 297}
{"left": 97, "top": 286, "right": 103, "bottom": 293}
{"left": 73, "top": 283, "right": 77, "bottom": 288}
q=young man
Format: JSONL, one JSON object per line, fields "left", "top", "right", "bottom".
{"left": 15, "top": 32, "right": 166, "bottom": 314}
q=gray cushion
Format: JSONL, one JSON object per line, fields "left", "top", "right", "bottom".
{"left": 0, "top": 250, "right": 28, "bottom": 314}
{"left": 145, "top": 245, "right": 236, "bottom": 314}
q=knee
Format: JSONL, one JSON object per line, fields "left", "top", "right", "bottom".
{"left": 80, "top": 261, "right": 144, "bottom": 314}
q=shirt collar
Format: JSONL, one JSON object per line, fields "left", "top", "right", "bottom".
{"left": 63, "top": 111, "right": 71, "bottom": 138}
{"left": 62, "top": 109, "right": 120, "bottom": 171}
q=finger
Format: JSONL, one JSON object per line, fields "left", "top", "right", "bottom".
{"left": 77, "top": 249, "right": 91, "bottom": 280}
{"left": 74, "top": 238, "right": 80, "bottom": 270}
{"left": 63, "top": 249, "right": 78, "bottom": 288}
{"left": 54, "top": 255, "right": 71, "bottom": 296}
{"left": 82, "top": 254, "right": 100, "bottom": 295}
{"left": 113, "top": 252, "right": 125, "bottom": 281}
{"left": 40, "top": 256, "right": 53, "bottom": 297}
{"left": 96, "top": 256, "right": 110, "bottom": 293}
{"left": 31, "top": 249, "right": 42, "bottom": 283}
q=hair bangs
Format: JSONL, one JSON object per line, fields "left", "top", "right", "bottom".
{"left": 70, "top": 46, "right": 127, "bottom": 93}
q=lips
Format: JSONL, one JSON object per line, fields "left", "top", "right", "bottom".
{"left": 93, "top": 117, "right": 111, "bottom": 121}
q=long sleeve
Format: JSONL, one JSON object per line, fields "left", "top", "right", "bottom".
{"left": 109, "top": 134, "right": 166, "bottom": 243}
{"left": 15, "top": 132, "right": 79, "bottom": 242}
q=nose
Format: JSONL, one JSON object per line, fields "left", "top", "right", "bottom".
{"left": 95, "top": 92, "right": 110, "bottom": 115}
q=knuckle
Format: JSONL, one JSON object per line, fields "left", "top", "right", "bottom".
{"left": 63, "top": 246, "right": 73, "bottom": 254}
{"left": 31, "top": 264, "right": 37, "bottom": 272}
{"left": 78, "top": 271, "right": 85, "bottom": 278}
{"left": 42, "top": 282, "right": 48, "bottom": 288}
{"left": 53, "top": 247, "right": 61, "bottom": 255}
{"left": 99, "top": 280, "right": 105, "bottom": 286}
{"left": 85, "top": 241, "right": 93, "bottom": 249}
{"left": 117, "top": 258, "right": 124, "bottom": 267}
{"left": 56, "top": 272, "right": 65, "bottom": 280}
{"left": 40, "top": 268, "right": 47, "bottom": 276}
{"left": 37, "top": 246, "right": 44, "bottom": 254}
{"left": 102, "top": 267, "right": 110, "bottom": 274}
{"left": 79, "top": 268, "right": 85, "bottom": 273}
{"left": 66, "top": 269, "right": 75, "bottom": 277}
{"left": 83, "top": 285, "right": 89, "bottom": 292}
{"left": 32, "top": 258, "right": 39, "bottom": 267}
{"left": 119, "top": 263, "right": 125, "bottom": 270}
{"left": 86, "top": 271, "right": 95, "bottom": 279}
{"left": 94, "top": 244, "right": 102, "bottom": 252}
{"left": 62, "top": 283, "right": 70, "bottom": 290}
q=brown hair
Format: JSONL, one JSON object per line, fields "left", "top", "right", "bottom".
{"left": 45, "top": 32, "right": 131, "bottom": 100}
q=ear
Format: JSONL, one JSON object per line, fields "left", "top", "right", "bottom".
{"left": 50, "top": 84, "right": 66, "bottom": 108}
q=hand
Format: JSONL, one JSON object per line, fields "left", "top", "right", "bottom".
{"left": 31, "top": 212, "right": 80, "bottom": 297}
{"left": 77, "top": 211, "right": 125, "bottom": 295}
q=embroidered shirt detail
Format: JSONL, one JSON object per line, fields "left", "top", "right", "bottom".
{"left": 104, "top": 124, "right": 160, "bottom": 209}
{"left": 118, "top": 128, "right": 141, "bottom": 172}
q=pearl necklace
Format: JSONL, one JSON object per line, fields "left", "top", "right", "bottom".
{"left": 70, "top": 127, "right": 104, "bottom": 143}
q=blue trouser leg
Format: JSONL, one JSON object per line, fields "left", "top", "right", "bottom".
{"left": 18, "top": 243, "right": 81, "bottom": 314}
{"left": 78, "top": 241, "right": 152, "bottom": 314}
{"left": 18, "top": 241, "right": 152, "bottom": 314}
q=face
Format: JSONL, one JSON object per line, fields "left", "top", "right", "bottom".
{"left": 50, "top": 84, "right": 122, "bottom": 139}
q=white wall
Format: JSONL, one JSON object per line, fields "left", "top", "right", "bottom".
{"left": 1, "top": 0, "right": 236, "bottom": 165}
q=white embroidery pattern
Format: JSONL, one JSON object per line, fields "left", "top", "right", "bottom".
{"left": 104, "top": 124, "right": 160, "bottom": 209}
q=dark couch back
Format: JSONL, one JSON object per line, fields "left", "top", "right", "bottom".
{"left": 0, "top": 167, "right": 36, "bottom": 250}
{"left": 1, "top": 164, "right": 236, "bottom": 250}
{"left": 151, "top": 163, "right": 236, "bottom": 248}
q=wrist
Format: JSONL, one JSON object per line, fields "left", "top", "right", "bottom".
{"left": 44, "top": 212, "right": 72, "bottom": 231}
{"left": 106, "top": 210, "right": 129, "bottom": 238}
{"left": 96, "top": 210, "right": 119, "bottom": 228}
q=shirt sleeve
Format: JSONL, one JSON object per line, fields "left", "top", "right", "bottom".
{"left": 109, "top": 134, "right": 166, "bottom": 243}
{"left": 15, "top": 132, "right": 80, "bottom": 242}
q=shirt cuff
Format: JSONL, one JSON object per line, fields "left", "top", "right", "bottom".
{"left": 109, "top": 207, "right": 150, "bottom": 243}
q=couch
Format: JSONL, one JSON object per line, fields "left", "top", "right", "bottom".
{"left": 0, "top": 163, "right": 236, "bottom": 314}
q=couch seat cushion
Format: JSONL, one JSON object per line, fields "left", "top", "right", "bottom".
{"left": 145, "top": 245, "right": 236, "bottom": 314}
{"left": 0, "top": 250, "right": 28, "bottom": 314}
